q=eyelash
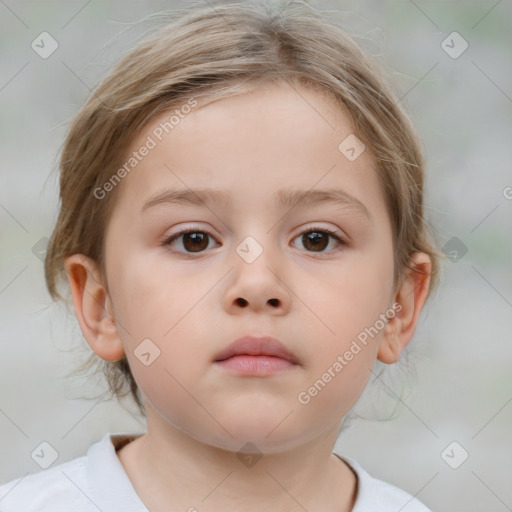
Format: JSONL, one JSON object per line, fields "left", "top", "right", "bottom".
{"left": 162, "top": 226, "right": 346, "bottom": 255}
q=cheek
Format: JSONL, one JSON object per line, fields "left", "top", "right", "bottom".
{"left": 297, "top": 357, "right": 374, "bottom": 423}
{"left": 298, "top": 241, "right": 393, "bottom": 403}
{"left": 128, "top": 356, "right": 224, "bottom": 446}
{"left": 107, "top": 247, "right": 194, "bottom": 335}
{"left": 118, "top": 285, "right": 216, "bottom": 437}
{"left": 109, "top": 250, "right": 216, "bottom": 374}
{"left": 315, "top": 248, "right": 394, "bottom": 340}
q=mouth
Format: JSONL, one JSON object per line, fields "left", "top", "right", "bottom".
{"left": 213, "top": 335, "right": 300, "bottom": 376}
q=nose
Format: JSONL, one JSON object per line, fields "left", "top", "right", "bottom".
{"left": 223, "top": 241, "right": 292, "bottom": 315}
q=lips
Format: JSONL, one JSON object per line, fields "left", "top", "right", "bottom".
{"left": 213, "top": 335, "right": 299, "bottom": 365}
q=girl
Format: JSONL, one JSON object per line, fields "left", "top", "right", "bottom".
{"left": 0, "top": 1, "right": 441, "bottom": 510}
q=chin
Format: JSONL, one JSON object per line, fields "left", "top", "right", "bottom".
{"left": 202, "top": 413, "right": 311, "bottom": 455}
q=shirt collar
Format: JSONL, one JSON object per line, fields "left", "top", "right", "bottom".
{"left": 87, "top": 432, "right": 147, "bottom": 512}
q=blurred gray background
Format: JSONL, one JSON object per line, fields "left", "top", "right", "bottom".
{"left": 1, "top": 1, "right": 511, "bottom": 511}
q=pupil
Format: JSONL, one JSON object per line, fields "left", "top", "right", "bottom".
{"left": 184, "top": 232, "right": 207, "bottom": 252}
{"left": 304, "top": 232, "right": 327, "bottom": 251}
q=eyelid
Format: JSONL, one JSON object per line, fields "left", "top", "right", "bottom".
{"left": 162, "top": 224, "right": 218, "bottom": 245}
{"left": 295, "top": 223, "right": 346, "bottom": 240}
{"left": 163, "top": 224, "right": 346, "bottom": 245}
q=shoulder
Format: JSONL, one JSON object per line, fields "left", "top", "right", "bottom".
{"left": 337, "top": 455, "right": 432, "bottom": 512}
{"left": 0, "top": 454, "right": 93, "bottom": 512}
{"left": 0, "top": 432, "right": 146, "bottom": 512}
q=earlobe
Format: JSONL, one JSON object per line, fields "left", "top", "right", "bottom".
{"left": 377, "top": 252, "right": 432, "bottom": 364}
{"left": 64, "top": 254, "right": 125, "bottom": 362}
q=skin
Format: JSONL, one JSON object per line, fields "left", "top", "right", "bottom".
{"left": 65, "top": 81, "right": 431, "bottom": 512}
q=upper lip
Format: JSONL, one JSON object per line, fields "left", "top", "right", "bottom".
{"left": 213, "top": 336, "right": 299, "bottom": 364}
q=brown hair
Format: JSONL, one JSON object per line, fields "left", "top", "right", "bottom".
{"left": 45, "top": 0, "right": 444, "bottom": 417}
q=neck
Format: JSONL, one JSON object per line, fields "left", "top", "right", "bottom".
{"left": 117, "top": 409, "right": 357, "bottom": 512}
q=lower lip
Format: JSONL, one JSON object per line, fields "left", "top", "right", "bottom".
{"left": 214, "top": 355, "right": 296, "bottom": 376}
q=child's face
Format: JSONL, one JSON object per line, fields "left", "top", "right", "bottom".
{"left": 94, "top": 82, "right": 401, "bottom": 451}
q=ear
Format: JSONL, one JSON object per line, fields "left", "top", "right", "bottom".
{"left": 377, "top": 252, "right": 432, "bottom": 364}
{"left": 64, "top": 254, "right": 125, "bottom": 362}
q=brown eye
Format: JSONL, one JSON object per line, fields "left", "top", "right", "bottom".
{"left": 163, "top": 229, "right": 216, "bottom": 253}
{"left": 181, "top": 232, "right": 209, "bottom": 252}
{"left": 292, "top": 228, "right": 345, "bottom": 253}
{"left": 302, "top": 231, "right": 329, "bottom": 251}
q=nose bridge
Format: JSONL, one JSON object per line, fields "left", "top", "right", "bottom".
{"left": 235, "top": 231, "right": 281, "bottom": 284}
{"left": 230, "top": 210, "right": 279, "bottom": 263}
{"left": 236, "top": 232, "right": 271, "bottom": 266}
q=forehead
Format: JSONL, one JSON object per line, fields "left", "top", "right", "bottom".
{"left": 112, "top": 82, "right": 386, "bottom": 220}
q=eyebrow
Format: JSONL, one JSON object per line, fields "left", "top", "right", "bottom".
{"left": 141, "top": 186, "right": 372, "bottom": 221}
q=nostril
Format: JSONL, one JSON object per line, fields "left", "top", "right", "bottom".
{"left": 268, "top": 298, "right": 279, "bottom": 307}
{"left": 236, "top": 298, "right": 248, "bottom": 307}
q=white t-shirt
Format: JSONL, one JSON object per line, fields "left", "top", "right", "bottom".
{"left": 0, "top": 432, "right": 431, "bottom": 511}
